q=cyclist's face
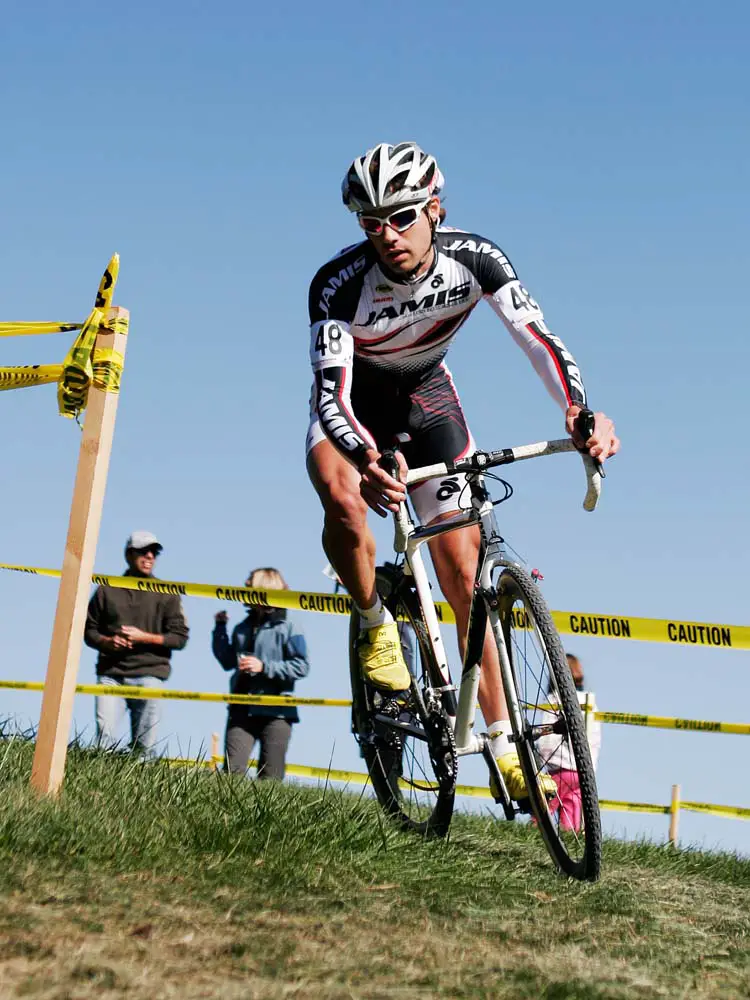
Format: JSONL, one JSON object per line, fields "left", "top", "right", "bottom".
{"left": 364, "top": 198, "right": 440, "bottom": 276}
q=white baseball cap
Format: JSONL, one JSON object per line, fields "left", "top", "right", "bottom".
{"left": 125, "top": 530, "right": 163, "bottom": 554}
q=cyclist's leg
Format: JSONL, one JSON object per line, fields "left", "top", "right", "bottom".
{"left": 307, "top": 431, "right": 409, "bottom": 691}
{"left": 404, "top": 363, "right": 506, "bottom": 725}
{"left": 406, "top": 366, "right": 554, "bottom": 799}
{"left": 306, "top": 435, "right": 376, "bottom": 609}
{"left": 427, "top": 522, "right": 506, "bottom": 725}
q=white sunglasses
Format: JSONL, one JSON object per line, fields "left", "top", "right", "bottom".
{"left": 358, "top": 198, "right": 431, "bottom": 236}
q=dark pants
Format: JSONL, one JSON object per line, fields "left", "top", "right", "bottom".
{"left": 224, "top": 711, "right": 293, "bottom": 780}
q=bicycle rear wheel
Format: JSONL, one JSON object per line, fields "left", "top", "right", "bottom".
{"left": 496, "top": 565, "right": 602, "bottom": 880}
{"left": 349, "top": 566, "right": 456, "bottom": 837}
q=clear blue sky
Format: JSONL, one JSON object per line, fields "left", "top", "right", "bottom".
{"left": 1, "top": 0, "right": 749, "bottom": 855}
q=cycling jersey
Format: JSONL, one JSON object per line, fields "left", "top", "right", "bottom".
{"left": 308, "top": 228, "right": 587, "bottom": 470}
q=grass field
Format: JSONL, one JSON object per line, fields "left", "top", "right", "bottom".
{"left": 1, "top": 734, "right": 748, "bottom": 999}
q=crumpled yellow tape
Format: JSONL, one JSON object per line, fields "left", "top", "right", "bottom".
{"left": 92, "top": 347, "right": 124, "bottom": 394}
{"left": 56, "top": 307, "right": 102, "bottom": 418}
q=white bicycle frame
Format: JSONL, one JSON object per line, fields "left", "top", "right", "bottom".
{"left": 390, "top": 438, "right": 600, "bottom": 759}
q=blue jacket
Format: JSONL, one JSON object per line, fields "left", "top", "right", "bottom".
{"left": 212, "top": 609, "right": 309, "bottom": 722}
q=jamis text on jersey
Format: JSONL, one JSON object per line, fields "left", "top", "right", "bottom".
{"left": 318, "top": 375, "right": 363, "bottom": 453}
{"left": 363, "top": 282, "right": 472, "bottom": 326}
{"left": 442, "top": 238, "right": 516, "bottom": 280}
{"left": 318, "top": 255, "right": 368, "bottom": 316}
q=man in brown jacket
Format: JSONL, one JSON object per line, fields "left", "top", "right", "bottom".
{"left": 84, "top": 531, "right": 189, "bottom": 756}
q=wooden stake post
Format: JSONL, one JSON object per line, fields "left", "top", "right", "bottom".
{"left": 668, "top": 783, "right": 681, "bottom": 845}
{"left": 31, "top": 305, "right": 129, "bottom": 795}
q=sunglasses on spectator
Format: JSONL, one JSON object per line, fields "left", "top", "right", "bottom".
{"left": 358, "top": 198, "right": 430, "bottom": 236}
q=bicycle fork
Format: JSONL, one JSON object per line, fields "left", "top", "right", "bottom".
{"left": 450, "top": 510, "right": 526, "bottom": 815}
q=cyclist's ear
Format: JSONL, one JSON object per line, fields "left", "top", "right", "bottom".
{"left": 427, "top": 197, "right": 441, "bottom": 227}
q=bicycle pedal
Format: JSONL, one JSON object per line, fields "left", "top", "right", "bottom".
{"left": 373, "top": 690, "right": 411, "bottom": 712}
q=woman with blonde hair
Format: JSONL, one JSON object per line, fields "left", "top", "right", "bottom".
{"left": 212, "top": 567, "right": 310, "bottom": 778}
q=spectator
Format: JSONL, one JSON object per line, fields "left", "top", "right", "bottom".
{"left": 538, "top": 653, "right": 602, "bottom": 831}
{"left": 84, "top": 530, "right": 189, "bottom": 757}
{"left": 212, "top": 567, "right": 309, "bottom": 779}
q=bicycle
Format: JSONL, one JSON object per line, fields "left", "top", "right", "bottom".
{"left": 348, "top": 412, "right": 604, "bottom": 881}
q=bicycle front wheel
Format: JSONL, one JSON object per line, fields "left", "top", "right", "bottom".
{"left": 349, "top": 566, "right": 456, "bottom": 837}
{"left": 496, "top": 565, "right": 602, "bottom": 880}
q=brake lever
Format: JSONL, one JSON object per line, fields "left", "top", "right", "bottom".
{"left": 574, "top": 408, "right": 605, "bottom": 479}
{"left": 379, "top": 448, "right": 401, "bottom": 480}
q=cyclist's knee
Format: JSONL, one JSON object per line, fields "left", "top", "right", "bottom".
{"left": 441, "top": 564, "right": 476, "bottom": 607}
{"left": 431, "top": 529, "right": 480, "bottom": 607}
{"left": 324, "top": 487, "right": 368, "bottom": 535}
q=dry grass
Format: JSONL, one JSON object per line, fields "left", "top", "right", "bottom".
{"left": 1, "top": 736, "right": 749, "bottom": 998}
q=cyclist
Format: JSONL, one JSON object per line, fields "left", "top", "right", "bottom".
{"left": 306, "top": 142, "right": 619, "bottom": 801}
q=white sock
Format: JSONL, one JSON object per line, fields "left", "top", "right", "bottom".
{"left": 356, "top": 596, "right": 393, "bottom": 630}
{"left": 488, "top": 721, "right": 514, "bottom": 758}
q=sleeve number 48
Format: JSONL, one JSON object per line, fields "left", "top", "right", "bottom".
{"left": 510, "top": 285, "right": 539, "bottom": 312}
{"left": 315, "top": 324, "right": 343, "bottom": 357}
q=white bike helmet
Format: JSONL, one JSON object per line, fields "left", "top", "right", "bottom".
{"left": 342, "top": 142, "right": 444, "bottom": 213}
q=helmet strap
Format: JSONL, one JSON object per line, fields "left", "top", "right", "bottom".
{"left": 401, "top": 210, "right": 439, "bottom": 284}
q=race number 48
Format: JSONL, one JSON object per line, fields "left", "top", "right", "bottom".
{"left": 315, "top": 324, "right": 343, "bottom": 357}
{"left": 510, "top": 284, "right": 539, "bottom": 313}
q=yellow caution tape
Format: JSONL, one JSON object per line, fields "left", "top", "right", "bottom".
{"left": 267, "top": 770, "right": 750, "bottom": 819}
{"left": 598, "top": 799, "right": 672, "bottom": 815}
{"left": 0, "top": 561, "right": 747, "bottom": 651}
{"left": 0, "top": 350, "right": 121, "bottom": 398}
{"left": 0, "top": 680, "right": 350, "bottom": 708}
{"left": 681, "top": 801, "right": 750, "bottom": 820}
{"left": 0, "top": 322, "right": 82, "bottom": 338}
{"left": 596, "top": 712, "right": 750, "bottom": 736}
{"left": 0, "top": 564, "right": 63, "bottom": 580}
{"left": 164, "top": 753, "right": 750, "bottom": 821}
{"left": 167, "top": 756, "right": 217, "bottom": 769}
{"left": 94, "top": 253, "right": 119, "bottom": 313}
{"left": 0, "top": 365, "right": 62, "bottom": 391}
{"left": 109, "top": 313, "right": 129, "bottom": 336}
{"left": 2, "top": 680, "right": 748, "bottom": 739}
{"left": 92, "top": 347, "right": 124, "bottom": 393}
{"left": 286, "top": 762, "right": 370, "bottom": 786}
{"left": 3, "top": 671, "right": 746, "bottom": 818}
{"left": 0, "top": 256, "right": 122, "bottom": 415}
{"left": 550, "top": 611, "right": 746, "bottom": 650}
{"left": 57, "top": 306, "right": 102, "bottom": 418}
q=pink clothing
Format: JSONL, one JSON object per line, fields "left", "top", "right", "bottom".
{"left": 549, "top": 769, "right": 583, "bottom": 831}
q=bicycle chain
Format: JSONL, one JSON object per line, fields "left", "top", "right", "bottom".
{"left": 374, "top": 695, "right": 407, "bottom": 751}
{"left": 361, "top": 691, "right": 457, "bottom": 794}
{"left": 424, "top": 704, "right": 457, "bottom": 790}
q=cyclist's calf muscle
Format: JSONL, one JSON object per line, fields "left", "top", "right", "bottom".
{"left": 306, "top": 437, "right": 377, "bottom": 609}
{"left": 427, "top": 515, "right": 508, "bottom": 725}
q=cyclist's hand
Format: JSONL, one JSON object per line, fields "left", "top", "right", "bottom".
{"left": 358, "top": 448, "right": 407, "bottom": 518}
{"left": 566, "top": 406, "right": 620, "bottom": 461}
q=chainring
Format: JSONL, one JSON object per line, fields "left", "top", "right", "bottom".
{"left": 424, "top": 703, "right": 457, "bottom": 790}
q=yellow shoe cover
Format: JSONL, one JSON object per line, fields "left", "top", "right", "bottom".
{"left": 490, "top": 752, "right": 558, "bottom": 802}
{"left": 358, "top": 621, "right": 411, "bottom": 692}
